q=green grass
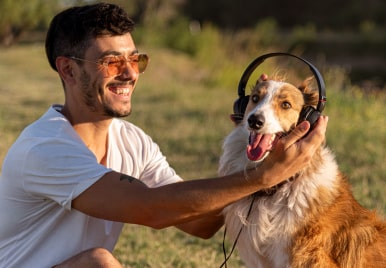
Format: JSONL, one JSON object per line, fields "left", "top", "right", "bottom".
{"left": 0, "top": 44, "right": 384, "bottom": 267}
{"left": 0, "top": 44, "right": 63, "bottom": 158}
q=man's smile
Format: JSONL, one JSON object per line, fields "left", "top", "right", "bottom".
{"left": 108, "top": 85, "right": 132, "bottom": 96}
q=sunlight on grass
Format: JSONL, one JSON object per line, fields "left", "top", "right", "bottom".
{"left": 0, "top": 44, "right": 384, "bottom": 267}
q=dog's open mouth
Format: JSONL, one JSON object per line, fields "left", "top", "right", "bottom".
{"left": 247, "top": 132, "right": 282, "bottom": 162}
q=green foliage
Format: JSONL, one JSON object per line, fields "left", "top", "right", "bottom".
{"left": 291, "top": 23, "right": 317, "bottom": 43}
{"left": 249, "top": 18, "right": 280, "bottom": 48}
{"left": 162, "top": 17, "right": 199, "bottom": 55}
{"left": 0, "top": 0, "right": 58, "bottom": 45}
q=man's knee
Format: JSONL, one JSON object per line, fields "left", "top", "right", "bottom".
{"left": 87, "top": 248, "right": 122, "bottom": 267}
{"left": 53, "top": 247, "right": 122, "bottom": 268}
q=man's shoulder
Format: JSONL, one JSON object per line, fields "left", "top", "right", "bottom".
{"left": 20, "top": 106, "right": 79, "bottom": 144}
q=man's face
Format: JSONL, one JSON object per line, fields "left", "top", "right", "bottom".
{"left": 76, "top": 33, "right": 141, "bottom": 118}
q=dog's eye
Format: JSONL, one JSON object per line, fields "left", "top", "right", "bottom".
{"left": 251, "top": 95, "right": 259, "bottom": 103}
{"left": 281, "top": 102, "right": 291, "bottom": 109}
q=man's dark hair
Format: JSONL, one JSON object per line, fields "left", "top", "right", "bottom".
{"left": 45, "top": 2, "right": 135, "bottom": 71}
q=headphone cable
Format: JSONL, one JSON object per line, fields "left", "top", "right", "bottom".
{"left": 220, "top": 194, "right": 256, "bottom": 268}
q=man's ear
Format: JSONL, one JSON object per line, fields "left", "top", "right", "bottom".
{"left": 56, "top": 56, "right": 76, "bottom": 84}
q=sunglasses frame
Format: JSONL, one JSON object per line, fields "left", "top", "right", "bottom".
{"left": 69, "top": 53, "right": 149, "bottom": 77}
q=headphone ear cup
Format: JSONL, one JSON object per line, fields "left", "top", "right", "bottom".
{"left": 233, "top": 95, "right": 250, "bottom": 116}
{"left": 299, "top": 106, "right": 321, "bottom": 129}
{"left": 231, "top": 95, "right": 250, "bottom": 124}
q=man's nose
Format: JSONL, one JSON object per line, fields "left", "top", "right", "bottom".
{"left": 118, "top": 62, "right": 138, "bottom": 80}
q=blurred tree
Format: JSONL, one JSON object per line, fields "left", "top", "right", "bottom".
{"left": 62, "top": 0, "right": 184, "bottom": 28}
{"left": 182, "top": 0, "right": 386, "bottom": 30}
{"left": 0, "top": 0, "right": 58, "bottom": 46}
{"left": 61, "top": 0, "right": 144, "bottom": 19}
{"left": 105, "top": 0, "right": 185, "bottom": 29}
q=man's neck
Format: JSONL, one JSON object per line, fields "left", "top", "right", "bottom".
{"left": 60, "top": 105, "right": 112, "bottom": 165}
{"left": 74, "top": 121, "right": 110, "bottom": 165}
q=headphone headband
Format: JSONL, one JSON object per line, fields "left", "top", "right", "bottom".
{"left": 237, "top": 52, "right": 327, "bottom": 113}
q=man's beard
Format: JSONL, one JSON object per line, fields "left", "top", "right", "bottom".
{"left": 103, "top": 102, "right": 131, "bottom": 118}
{"left": 80, "top": 71, "right": 132, "bottom": 118}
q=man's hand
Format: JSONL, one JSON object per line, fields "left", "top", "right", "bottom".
{"left": 248, "top": 116, "right": 328, "bottom": 189}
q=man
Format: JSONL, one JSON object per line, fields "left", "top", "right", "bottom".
{"left": 0, "top": 3, "right": 327, "bottom": 267}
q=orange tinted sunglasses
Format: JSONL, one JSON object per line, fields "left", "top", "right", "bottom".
{"left": 70, "top": 54, "right": 149, "bottom": 77}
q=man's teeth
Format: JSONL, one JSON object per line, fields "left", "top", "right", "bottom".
{"left": 115, "top": 88, "right": 130, "bottom": 94}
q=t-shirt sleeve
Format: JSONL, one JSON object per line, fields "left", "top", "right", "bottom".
{"left": 22, "top": 138, "right": 111, "bottom": 210}
{"left": 118, "top": 122, "right": 183, "bottom": 188}
{"left": 139, "top": 140, "right": 183, "bottom": 187}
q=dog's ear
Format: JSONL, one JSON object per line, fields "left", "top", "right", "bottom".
{"left": 299, "top": 77, "right": 319, "bottom": 107}
{"left": 298, "top": 77, "right": 313, "bottom": 92}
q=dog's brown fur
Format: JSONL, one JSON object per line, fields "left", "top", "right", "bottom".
{"left": 291, "top": 175, "right": 386, "bottom": 268}
{"left": 219, "top": 77, "right": 386, "bottom": 268}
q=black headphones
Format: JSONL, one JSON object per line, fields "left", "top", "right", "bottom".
{"left": 232, "top": 52, "right": 327, "bottom": 128}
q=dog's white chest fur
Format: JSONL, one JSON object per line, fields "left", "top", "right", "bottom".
{"left": 219, "top": 125, "right": 338, "bottom": 268}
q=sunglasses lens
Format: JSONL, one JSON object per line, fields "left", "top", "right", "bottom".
{"left": 103, "top": 54, "right": 149, "bottom": 76}
{"left": 103, "top": 57, "right": 122, "bottom": 77}
{"left": 137, "top": 54, "right": 149, "bottom": 73}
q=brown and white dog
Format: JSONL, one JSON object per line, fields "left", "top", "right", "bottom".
{"left": 219, "top": 75, "right": 386, "bottom": 268}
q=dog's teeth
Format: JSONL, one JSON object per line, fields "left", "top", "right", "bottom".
{"left": 269, "top": 134, "right": 276, "bottom": 145}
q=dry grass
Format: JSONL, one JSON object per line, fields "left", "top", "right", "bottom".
{"left": 0, "top": 44, "right": 384, "bottom": 267}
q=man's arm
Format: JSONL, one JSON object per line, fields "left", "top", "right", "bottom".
{"left": 72, "top": 116, "right": 327, "bottom": 236}
{"left": 175, "top": 211, "right": 224, "bottom": 239}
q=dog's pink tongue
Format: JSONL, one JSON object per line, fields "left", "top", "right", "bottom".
{"left": 247, "top": 133, "right": 274, "bottom": 161}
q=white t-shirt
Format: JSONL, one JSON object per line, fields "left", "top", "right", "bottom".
{"left": 0, "top": 105, "right": 182, "bottom": 268}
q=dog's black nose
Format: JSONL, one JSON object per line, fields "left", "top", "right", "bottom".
{"left": 248, "top": 114, "right": 265, "bottom": 129}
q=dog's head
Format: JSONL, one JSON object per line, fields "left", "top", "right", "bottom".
{"left": 242, "top": 76, "right": 318, "bottom": 163}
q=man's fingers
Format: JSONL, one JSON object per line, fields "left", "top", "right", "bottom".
{"left": 260, "top": 73, "right": 269, "bottom": 81}
{"left": 281, "top": 120, "right": 311, "bottom": 150}
{"left": 281, "top": 116, "right": 328, "bottom": 151}
{"left": 257, "top": 116, "right": 328, "bottom": 188}
{"left": 300, "top": 116, "right": 328, "bottom": 149}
